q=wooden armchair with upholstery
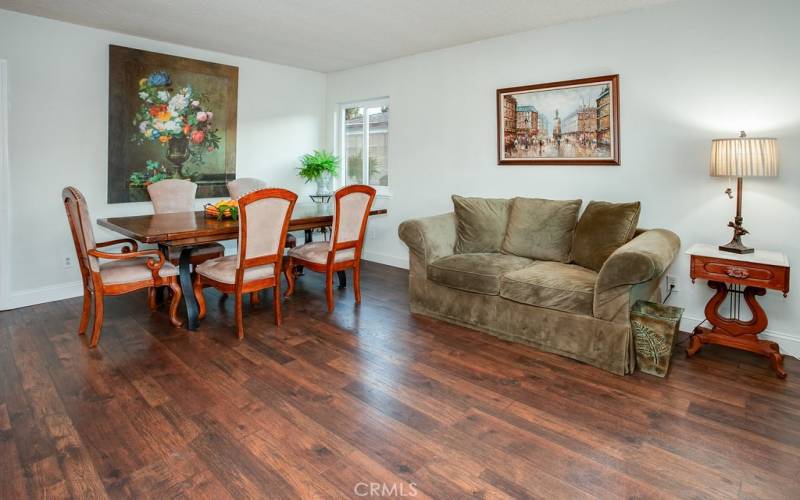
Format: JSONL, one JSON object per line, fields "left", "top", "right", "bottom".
{"left": 193, "top": 188, "right": 298, "bottom": 339}
{"left": 62, "top": 187, "right": 182, "bottom": 347}
{"left": 285, "top": 184, "right": 376, "bottom": 312}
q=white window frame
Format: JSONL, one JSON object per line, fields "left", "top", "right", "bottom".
{"left": 337, "top": 97, "right": 390, "bottom": 196}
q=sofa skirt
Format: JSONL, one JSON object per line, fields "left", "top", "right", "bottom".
{"left": 408, "top": 254, "right": 637, "bottom": 375}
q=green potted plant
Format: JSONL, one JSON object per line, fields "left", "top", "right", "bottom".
{"left": 298, "top": 150, "right": 339, "bottom": 195}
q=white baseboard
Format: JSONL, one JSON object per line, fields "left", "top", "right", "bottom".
{"left": 358, "top": 256, "right": 800, "bottom": 360}
{"left": 681, "top": 314, "right": 800, "bottom": 360}
{"left": 361, "top": 250, "right": 408, "bottom": 270}
{"left": 4, "top": 272, "right": 797, "bottom": 361}
{"left": 0, "top": 249, "right": 408, "bottom": 311}
{"left": 1, "top": 281, "right": 84, "bottom": 311}
{"left": 0, "top": 253, "right": 408, "bottom": 311}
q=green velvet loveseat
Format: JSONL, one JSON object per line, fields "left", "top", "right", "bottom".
{"left": 398, "top": 197, "right": 680, "bottom": 375}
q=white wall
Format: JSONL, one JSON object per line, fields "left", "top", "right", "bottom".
{"left": 0, "top": 9, "right": 326, "bottom": 308}
{"left": 2, "top": 1, "right": 799, "bottom": 357}
{"left": 326, "top": 0, "right": 800, "bottom": 356}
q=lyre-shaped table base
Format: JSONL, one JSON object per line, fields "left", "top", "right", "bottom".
{"left": 687, "top": 281, "right": 785, "bottom": 378}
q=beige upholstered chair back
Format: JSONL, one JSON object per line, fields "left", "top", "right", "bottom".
{"left": 62, "top": 187, "right": 99, "bottom": 273}
{"left": 331, "top": 185, "right": 376, "bottom": 249}
{"left": 147, "top": 179, "right": 197, "bottom": 213}
{"left": 228, "top": 177, "right": 267, "bottom": 200}
{"left": 237, "top": 189, "right": 298, "bottom": 268}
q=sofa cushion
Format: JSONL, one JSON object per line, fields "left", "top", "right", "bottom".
{"left": 428, "top": 253, "right": 533, "bottom": 295}
{"left": 499, "top": 261, "right": 598, "bottom": 316}
{"left": 501, "top": 197, "right": 582, "bottom": 262}
{"left": 452, "top": 195, "right": 510, "bottom": 254}
{"left": 571, "top": 201, "right": 641, "bottom": 272}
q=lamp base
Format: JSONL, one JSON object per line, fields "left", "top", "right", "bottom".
{"left": 719, "top": 240, "right": 754, "bottom": 254}
{"left": 718, "top": 175, "right": 755, "bottom": 257}
{"left": 719, "top": 213, "right": 754, "bottom": 254}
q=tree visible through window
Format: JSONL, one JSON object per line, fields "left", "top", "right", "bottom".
{"left": 341, "top": 99, "right": 389, "bottom": 190}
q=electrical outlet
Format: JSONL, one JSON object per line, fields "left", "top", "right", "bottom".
{"left": 665, "top": 275, "right": 678, "bottom": 293}
{"left": 63, "top": 255, "right": 74, "bottom": 269}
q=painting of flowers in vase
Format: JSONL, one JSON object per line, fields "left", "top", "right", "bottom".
{"left": 108, "top": 45, "right": 238, "bottom": 203}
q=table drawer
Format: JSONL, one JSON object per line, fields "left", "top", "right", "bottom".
{"left": 691, "top": 255, "right": 790, "bottom": 293}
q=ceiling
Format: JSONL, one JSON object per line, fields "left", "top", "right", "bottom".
{"left": 0, "top": 0, "right": 676, "bottom": 72}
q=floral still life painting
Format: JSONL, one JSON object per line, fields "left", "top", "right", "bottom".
{"left": 497, "top": 75, "right": 619, "bottom": 165}
{"left": 108, "top": 45, "right": 238, "bottom": 203}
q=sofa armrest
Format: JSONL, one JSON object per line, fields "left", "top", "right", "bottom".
{"left": 398, "top": 212, "right": 457, "bottom": 265}
{"left": 594, "top": 228, "right": 680, "bottom": 322}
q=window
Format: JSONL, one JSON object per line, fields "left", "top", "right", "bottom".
{"left": 339, "top": 98, "right": 389, "bottom": 193}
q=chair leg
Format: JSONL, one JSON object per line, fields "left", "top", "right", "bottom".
{"left": 193, "top": 274, "right": 207, "bottom": 320}
{"left": 78, "top": 288, "right": 91, "bottom": 335}
{"left": 234, "top": 292, "right": 244, "bottom": 340}
{"left": 354, "top": 264, "right": 362, "bottom": 304}
{"left": 251, "top": 292, "right": 260, "bottom": 305}
{"left": 325, "top": 270, "right": 335, "bottom": 313}
{"left": 168, "top": 279, "right": 183, "bottom": 327}
{"left": 273, "top": 283, "right": 282, "bottom": 326}
{"left": 147, "top": 287, "right": 158, "bottom": 311}
{"left": 284, "top": 257, "right": 295, "bottom": 297}
{"left": 89, "top": 290, "right": 104, "bottom": 348}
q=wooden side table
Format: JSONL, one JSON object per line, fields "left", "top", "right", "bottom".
{"left": 686, "top": 244, "right": 790, "bottom": 378}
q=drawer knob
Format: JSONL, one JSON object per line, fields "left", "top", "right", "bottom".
{"left": 726, "top": 267, "right": 750, "bottom": 279}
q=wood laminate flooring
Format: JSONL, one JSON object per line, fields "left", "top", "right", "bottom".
{"left": 1, "top": 262, "right": 799, "bottom": 498}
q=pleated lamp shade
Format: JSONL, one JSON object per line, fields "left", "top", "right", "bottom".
{"left": 710, "top": 132, "right": 778, "bottom": 177}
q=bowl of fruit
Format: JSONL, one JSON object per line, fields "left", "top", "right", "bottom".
{"left": 204, "top": 200, "right": 239, "bottom": 220}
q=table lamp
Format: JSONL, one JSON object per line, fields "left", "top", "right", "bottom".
{"left": 709, "top": 131, "right": 778, "bottom": 254}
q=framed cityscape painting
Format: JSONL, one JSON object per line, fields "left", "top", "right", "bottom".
{"left": 108, "top": 45, "right": 238, "bottom": 203}
{"left": 497, "top": 74, "right": 619, "bottom": 165}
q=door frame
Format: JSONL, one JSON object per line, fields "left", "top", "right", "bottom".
{"left": 0, "top": 60, "right": 10, "bottom": 310}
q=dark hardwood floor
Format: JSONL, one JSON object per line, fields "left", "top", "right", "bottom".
{"left": 1, "top": 261, "right": 799, "bottom": 499}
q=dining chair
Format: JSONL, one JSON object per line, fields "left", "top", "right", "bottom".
{"left": 227, "top": 177, "right": 297, "bottom": 250}
{"left": 63, "top": 187, "right": 183, "bottom": 347}
{"left": 227, "top": 177, "right": 267, "bottom": 199}
{"left": 226, "top": 177, "right": 296, "bottom": 306}
{"left": 285, "top": 184, "right": 376, "bottom": 312}
{"left": 147, "top": 178, "right": 226, "bottom": 307}
{"left": 147, "top": 179, "right": 226, "bottom": 265}
{"left": 193, "top": 188, "right": 298, "bottom": 339}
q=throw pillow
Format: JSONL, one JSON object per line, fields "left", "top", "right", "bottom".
{"left": 501, "top": 197, "right": 582, "bottom": 262}
{"left": 572, "top": 201, "right": 641, "bottom": 272}
{"left": 452, "top": 195, "right": 510, "bottom": 254}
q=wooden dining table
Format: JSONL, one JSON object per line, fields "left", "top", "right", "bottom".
{"left": 98, "top": 202, "right": 387, "bottom": 330}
